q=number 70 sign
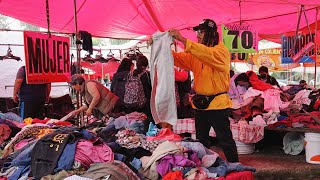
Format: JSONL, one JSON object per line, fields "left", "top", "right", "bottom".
{"left": 222, "top": 24, "right": 258, "bottom": 53}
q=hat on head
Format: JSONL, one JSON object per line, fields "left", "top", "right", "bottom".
{"left": 193, "top": 19, "right": 217, "bottom": 31}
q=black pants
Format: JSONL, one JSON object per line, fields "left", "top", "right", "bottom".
{"left": 195, "top": 109, "right": 239, "bottom": 162}
{"left": 20, "top": 100, "right": 45, "bottom": 119}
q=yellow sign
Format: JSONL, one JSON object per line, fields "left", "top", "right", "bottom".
{"left": 250, "top": 48, "right": 299, "bottom": 71}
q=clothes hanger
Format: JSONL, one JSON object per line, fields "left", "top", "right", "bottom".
{"left": 0, "top": 45, "right": 21, "bottom": 61}
{"left": 82, "top": 53, "right": 95, "bottom": 64}
{"left": 106, "top": 49, "right": 115, "bottom": 61}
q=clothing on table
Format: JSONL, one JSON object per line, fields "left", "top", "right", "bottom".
{"left": 2, "top": 141, "right": 36, "bottom": 172}
{"left": 156, "top": 150, "right": 200, "bottom": 177}
{"left": 292, "top": 89, "right": 312, "bottom": 108}
{"left": 242, "top": 88, "right": 263, "bottom": 101}
{"left": 41, "top": 170, "right": 69, "bottom": 180}
{"left": 31, "top": 132, "right": 72, "bottom": 179}
{"left": 0, "top": 124, "right": 12, "bottom": 144}
{"left": 146, "top": 122, "right": 160, "bottom": 137}
{"left": 115, "top": 129, "right": 162, "bottom": 152}
{"left": 146, "top": 128, "right": 182, "bottom": 141}
{"left": 114, "top": 112, "right": 147, "bottom": 134}
{"left": 81, "top": 161, "right": 140, "bottom": 180}
{"left": 176, "top": 141, "right": 215, "bottom": 159}
{"left": 262, "top": 89, "right": 290, "bottom": 112}
{"left": 140, "top": 141, "right": 181, "bottom": 180}
{"left": 207, "top": 157, "right": 256, "bottom": 177}
{"left": 74, "top": 140, "right": 114, "bottom": 169}
{"left": 0, "top": 112, "right": 23, "bottom": 123}
{"left": 246, "top": 71, "right": 274, "bottom": 91}
{"left": 150, "top": 31, "right": 177, "bottom": 125}
{"left": 0, "top": 118, "right": 24, "bottom": 129}
{"left": 184, "top": 167, "right": 208, "bottom": 180}
{"left": 5, "top": 125, "right": 49, "bottom": 153}
{"left": 65, "top": 175, "right": 91, "bottom": 180}
{"left": 162, "top": 170, "right": 184, "bottom": 180}
{"left": 54, "top": 142, "right": 77, "bottom": 172}
{"left": 228, "top": 74, "right": 247, "bottom": 103}
{"left": 7, "top": 142, "right": 36, "bottom": 180}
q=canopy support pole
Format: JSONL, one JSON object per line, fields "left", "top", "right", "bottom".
{"left": 73, "top": 0, "right": 84, "bottom": 126}
{"left": 314, "top": 8, "right": 318, "bottom": 88}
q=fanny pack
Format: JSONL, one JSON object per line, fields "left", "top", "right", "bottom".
{"left": 192, "top": 92, "right": 227, "bottom": 110}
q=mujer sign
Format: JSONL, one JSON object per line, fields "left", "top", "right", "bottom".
{"left": 24, "top": 31, "right": 70, "bottom": 84}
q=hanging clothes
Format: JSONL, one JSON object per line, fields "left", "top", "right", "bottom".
{"left": 150, "top": 31, "right": 177, "bottom": 125}
{"left": 79, "top": 31, "right": 93, "bottom": 54}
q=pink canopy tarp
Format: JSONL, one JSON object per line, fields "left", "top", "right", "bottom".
{"left": 1, "top": 0, "right": 320, "bottom": 41}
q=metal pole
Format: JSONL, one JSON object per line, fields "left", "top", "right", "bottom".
{"left": 73, "top": 0, "right": 83, "bottom": 126}
{"left": 102, "top": 64, "right": 104, "bottom": 84}
{"left": 74, "top": 0, "right": 80, "bottom": 74}
{"left": 314, "top": 8, "right": 318, "bottom": 88}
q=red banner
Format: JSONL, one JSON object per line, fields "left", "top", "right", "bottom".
{"left": 24, "top": 31, "right": 71, "bottom": 84}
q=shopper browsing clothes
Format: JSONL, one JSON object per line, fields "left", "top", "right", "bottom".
{"left": 158, "top": 19, "right": 239, "bottom": 162}
{"left": 110, "top": 58, "right": 134, "bottom": 109}
{"left": 69, "top": 74, "right": 119, "bottom": 119}
{"left": 258, "top": 66, "right": 280, "bottom": 88}
{"left": 13, "top": 66, "right": 51, "bottom": 119}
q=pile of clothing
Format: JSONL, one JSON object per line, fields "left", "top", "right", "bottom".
{"left": 229, "top": 71, "right": 320, "bottom": 130}
{"left": 0, "top": 111, "right": 256, "bottom": 179}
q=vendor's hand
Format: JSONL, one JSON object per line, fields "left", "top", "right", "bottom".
{"left": 147, "top": 37, "right": 153, "bottom": 46}
{"left": 13, "top": 94, "right": 19, "bottom": 103}
{"left": 169, "top": 29, "right": 183, "bottom": 41}
{"left": 71, "top": 109, "right": 81, "bottom": 116}
{"left": 85, "top": 108, "right": 93, "bottom": 116}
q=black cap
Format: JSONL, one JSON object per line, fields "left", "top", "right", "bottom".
{"left": 193, "top": 19, "right": 217, "bottom": 31}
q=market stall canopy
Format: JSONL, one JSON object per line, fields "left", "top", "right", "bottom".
{"left": 0, "top": 0, "right": 320, "bottom": 40}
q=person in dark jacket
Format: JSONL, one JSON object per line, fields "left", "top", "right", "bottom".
{"left": 13, "top": 66, "right": 51, "bottom": 119}
{"left": 258, "top": 66, "right": 280, "bottom": 88}
{"left": 127, "top": 55, "right": 153, "bottom": 133}
{"left": 126, "top": 55, "right": 152, "bottom": 114}
{"left": 110, "top": 58, "right": 134, "bottom": 109}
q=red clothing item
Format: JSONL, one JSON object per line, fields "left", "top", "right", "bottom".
{"left": 52, "top": 121, "right": 73, "bottom": 126}
{"left": 246, "top": 71, "right": 274, "bottom": 91}
{"left": 211, "top": 171, "right": 254, "bottom": 180}
{"left": 146, "top": 128, "right": 182, "bottom": 141}
{"left": 268, "top": 111, "right": 320, "bottom": 129}
{"left": 32, "top": 118, "right": 50, "bottom": 124}
{"left": 313, "top": 99, "right": 320, "bottom": 110}
{"left": 0, "top": 124, "right": 11, "bottom": 144}
{"left": 162, "top": 171, "right": 183, "bottom": 180}
{"left": 175, "top": 69, "right": 188, "bottom": 82}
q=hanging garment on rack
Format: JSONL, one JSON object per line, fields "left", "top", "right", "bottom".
{"left": 0, "top": 46, "right": 21, "bottom": 61}
{"left": 79, "top": 31, "right": 93, "bottom": 54}
{"left": 150, "top": 31, "right": 177, "bottom": 125}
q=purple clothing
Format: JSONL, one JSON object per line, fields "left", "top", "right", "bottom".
{"left": 156, "top": 151, "right": 201, "bottom": 177}
{"left": 74, "top": 140, "right": 114, "bottom": 169}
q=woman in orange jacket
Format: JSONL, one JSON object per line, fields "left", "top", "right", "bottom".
{"left": 169, "top": 19, "right": 239, "bottom": 163}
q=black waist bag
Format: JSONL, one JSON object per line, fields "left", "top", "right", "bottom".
{"left": 192, "top": 92, "right": 227, "bottom": 110}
